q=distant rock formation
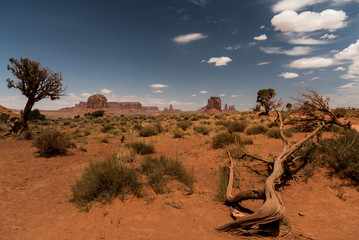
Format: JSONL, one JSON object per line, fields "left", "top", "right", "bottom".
{"left": 169, "top": 104, "right": 174, "bottom": 111}
{"left": 229, "top": 105, "right": 235, "bottom": 111}
{"left": 207, "top": 97, "right": 221, "bottom": 111}
{"left": 87, "top": 94, "right": 107, "bottom": 109}
{"left": 74, "top": 94, "right": 159, "bottom": 112}
{"left": 224, "top": 104, "right": 228, "bottom": 110}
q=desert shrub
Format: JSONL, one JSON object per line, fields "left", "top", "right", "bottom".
{"left": 142, "top": 156, "right": 195, "bottom": 193}
{"left": 91, "top": 110, "right": 105, "bottom": 118}
{"left": 22, "top": 129, "right": 33, "bottom": 140}
{"left": 267, "top": 121, "right": 280, "bottom": 128}
{"left": 28, "top": 109, "right": 46, "bottom": 121}
{"left": 245, "top": 124, "right": 268, "bottom": 135}
{"left": 139, "top": 124, "right": 160, "bottom": 137}
{"left": 266, "top": 128, "right": 293, "bottom": 139}
{"left": 226, "top": 121, "right": 248, "bottom": 133}
{"left": 177, "top": 120, "right": 192, "bottom": 131}
{"left": 216, "top": 165, "right": 230, "bottom": 201}
{"left": 133, "top": 124, "right": 143, "bottom": 131}
{"left": 10, "top": 117, "right": 19, "bottom": 122}
{"left": 320, "top": 129, "right": 359, "bottom": 183}
{"left": 33, "top": 128, "right": 73, "bottom": 157}
{"left": 193, "top": 125, "right": 210, "bottom": 135}
{"left": 101, "top": 123, "right": 114, "bottom": 133}
{"left": 333, "top": 108, "right": 347, "bottom": 118}
{"left": 240, "top": 136, "right": 254, "bottom": 145}
{"left": 212, "top": 132, "right": 235, "bottom": 149}
{"left": 173, "top": 128, "right": 185, "bottom": 138}
{"left": 71, "top": 155, "right": 142, "bottom": 207}
{"left": 0, "top": 113, "right": 10, "bottom": 123}
{"left": 126, "top": 141, "right": 154, "bottom": 155}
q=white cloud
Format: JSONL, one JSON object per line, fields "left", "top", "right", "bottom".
{"left": 260, "top": 46, "right": 312, "bottom": 56}
{"left": 320, "top": 33, "right": 338, "bottom": 39}
{"left": 192, "top": 94, "right": 197, "bottom": 97}
{"left": 200, "top": 90, "right": 208, "bottom": 94}
{"left": 260, "top": 25, "right": 265, "bottom": 29}
{"left": 311, "top": 76, "right": 320, "bottom": 80}
{"left": 150, "top": 84, "right": 169, "bottom": 89}
{"left": 334, "top": 66, "right": 346, "bottom": 71}
{"left": 248, "top": 42, "right": 257, "bottom": 46}
{"left": 225, "top": 44, "right": 241, "bottom": 50}
{"left": 331, "top": 82, "right": 359, "bottom": 108}
{"left": 189, "top": 0, "right": 208, "bottom": 7}
{"left": 231, "top": 95, "right": 238, "bottom": 98}
{"left": 101, "top": 89, "right": 112, "bottom": 94}
{"left": 207, "top": 57, "right": 232, "bottom": 66}
{"left": 289, "top": 57, "right": 335, "bottom": 68}
{"left": 173, "top": 33, "right": 207, "bottom": 44}
{"left": 153, "top": 90, "right": 163, "bottom": 93}
{"left": 340, "top": 74, "right": 357, "bottom": 79}
{"left": 219, "top": 94, "right": 225, "bottom": 97}
{"left": 335, "top": 39, "right": 359, "bottom": 75}
{"left": 271, "top": 9, "right": 347, "bottom": 32}
{"left": 272, "top": 0, "right": 325, "bottom": 13}
{"left": 289, "top": 37, "right": 327, "bottom": 45}
{"left": 201, "top": 59, "right": 206, "bottom": 63}
{"left": 81, "top": 93, "right": 91, "bottom": 97}
{"left": 258, "top": 62, "right": 271, "bottom": 66}
{"left": 254, "top": 34, "right": 267, "bottom": 41}
{"left": 279, "top": 72, "right": 299, "bottom": 78}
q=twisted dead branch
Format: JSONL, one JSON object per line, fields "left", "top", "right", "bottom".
{"left": 216, "top": 89, "right": 350, "bottom": 237}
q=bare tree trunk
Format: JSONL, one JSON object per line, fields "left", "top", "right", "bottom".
{"left": 216, "top": 112, "right": 325, "bottom": 236}
{"left": 19, "top": 99, "right": 34, "bottom": 133}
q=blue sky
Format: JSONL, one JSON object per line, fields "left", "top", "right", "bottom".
{"left": 1, "top": 0, "right": 359, "bottom": 111}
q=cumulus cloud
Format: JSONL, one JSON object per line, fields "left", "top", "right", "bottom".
{"left": 219, "top": 94, "right": 225, "bottom": 97}
{"left": 258, "top": 62, "right": 271, "bottom": 66}
{"left": 231, "top": 95, "right": 238, "bottom": 98}
{"left": 288, "top": 37, "right": 327, "bottom": 45}
{"left": 101, "top": 89, "right": 112, "bottom": 94}
{"left": 335, "top": 39, "right": 359, "bottom": 76}
{"left": 279, "top": 72, "right": 299, "bottom": 78}
{"left": 192, "top": 94, "right": 197, "bottom": 97}
{"left": 153, "top": 90, "right": 163, "bottom": 93}
{"left": 225, "top": 44, "right": 241, "bottom": 50}
{"left": 260, "top": 46, "right": 312, "bottom": 56}
{"left": 254, "top": 34, "right": 267, "bottom": 41}
{"left": 340, "top": 74, "right": 357, "bottom": 79}
{"left": 289, "top": 57, "right": 335, "bottom": 68}
{"left": 150, "top": 84, "right": 169, "bottom": 89}
{"left": 272, "top": 0, "right": 325, "bottom": 13}
{"left": 200, "top": 90, "right": 208, "bottom": 94}
{"left": 334, "top": 66, "right": 346, "bottom": 71}
{"left": 271, "top": 9, "right": 347, "bottom": 32}
{"left": 173, "top": 33, "right": 207, "bottom": 44}
{"left": 311, "top": 77, "right": 320, "bottom": 80}
{"left": 207, "top": 57, "right": 232, "bottom": 66}
{"left": 81, "top": 93, "right": 91, "bottom": 97}
{"left": 320, "top": 33, "right": 338, "bottom": 39}
{"left": 260, "top": 25, "right": 265, "bottom": 29}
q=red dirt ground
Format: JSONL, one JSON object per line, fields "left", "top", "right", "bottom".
{"left": 1, "top": 130, "right": 359, "bottom": 240}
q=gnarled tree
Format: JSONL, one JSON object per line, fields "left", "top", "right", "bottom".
{"left": 6, "top": 58, "right": 65, "bottom": 133}
{"left": 256, "top": 88, "right": 276, "bottom": 115}
{"left": 216, "top": 89, "right": 350, "bottom": 236}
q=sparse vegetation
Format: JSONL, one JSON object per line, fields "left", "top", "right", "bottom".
{"left": 245, "top": 124, "right": 268, "bottom": 135}
{"left": 71, "top": 155, "right": 142, "bottom": 208}
{"left": 211, "top": 133, "right": 235, "bottom": 149}
{"left": 193, "top": 125, "right": 210, "bottom": 135}
{"left": 33, "top": 128, "right": 73, "bottom": 157}
{"left": 126, "top": 141, "right": 155, "bottom": 155}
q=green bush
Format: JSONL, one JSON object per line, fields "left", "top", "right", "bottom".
{"left": 193, "top": 125, "right": 210, "bottom": 135}
{"left": 212, "top": 133, "right": 235, "bottom": 149}
{"left": 101, "top": 123, "right": 114, "bottom": 133}
{"left": 28, "top": 109, "right": 46, "bottom": 121}
{"left": 177, "top": 120, "right": 192, "bottom": 131}
{"left": 91, "top": 110, "right": 105, "bottom": 118}
{"left": 333, "top": 108, "right": 347, "bottom": 118}
{"left": 226, "top": 121, "right": 248, "bottom": 133}
{"left": 173, "top": 128, "right": 185, "bottom": 138}
{"left": 0, "top": 113, "right": 10, "bottom": 123}
{"left": 71, "top": 155, "right": 142, "bottom": 207}
{"left": 266, "top": 128, "right": 293, "bottom": 139}
{"left": 139, "top": 124, "right": 161, "bottom": 137}
{"left": 142, "top": 156, "right": 195, "bottom": 194}
{"left": 267, "top": 121, "right": 280, "bottom": 128}
{"left": 126, "top": 141, "right": 155, "bottom": 155}
{"left": 320, "top": 129, "right": 359, "bottom": 183}
{"left": 33, "top": 128, "right": 73, "bottom": 157}
{"left": 245, "top": 124, "right": 268, "bottom": 135}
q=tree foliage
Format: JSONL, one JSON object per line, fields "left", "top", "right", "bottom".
{"left": 256, "top": 88, "right": 276, "bottom": 115}
{"left": 6, "top": 57, "right": 65, "bottom": 132}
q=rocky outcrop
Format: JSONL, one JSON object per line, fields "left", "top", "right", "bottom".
{"left": 142, "top": 106, "right": 159, "bottom": 111}
{"left": 229, "top": 105, "right": 235, "bottom": 111}
{"left": 224, "top": 104, "right": 228, "bottom": 110}
{"left": 107, "top": 102, "right": 142, "bottom": 109}
{"left": 87, "top": 94, "right": 107, "bottom": 109}
{"left": 207, "top": 97, "right": 221, "bottom": 111}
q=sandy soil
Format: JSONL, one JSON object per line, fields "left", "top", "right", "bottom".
{"left": 1, "top": 129, "right": 359, "bottom": 240}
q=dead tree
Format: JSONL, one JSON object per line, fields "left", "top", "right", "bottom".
{"left": 216, "top": 89, "right": 350, "bottom": 236}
